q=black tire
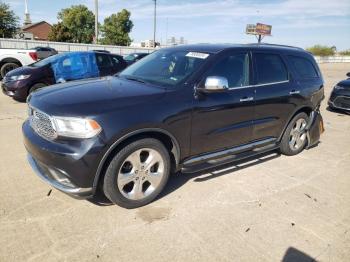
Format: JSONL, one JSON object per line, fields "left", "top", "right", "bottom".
{"left": 103, "top": 138, "right": 171, "bottom": 209}
{"left": 280, "top": 112, "right": 309, "bottom": 156}
{"left": 29, "top": 83, "right": 46, "bottom": 94}
{"left": 0, "top": 62, "right": 20, "bottom": 78}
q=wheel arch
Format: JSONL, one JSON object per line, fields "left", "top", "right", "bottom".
{"left": 278, "top": 106, "right": 313, "bottom": 142}
{"left": 92, "top": 128, "right": 181, "bottom": 192}
{"left": 0, "top": 57, "right": 23, "bottom": 67}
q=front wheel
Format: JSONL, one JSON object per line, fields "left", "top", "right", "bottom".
{"left": 103, "top": 138, "right": 171, "bottom": 208}
{"left": 280, "top": 112, "right": 309, "bottom": 156}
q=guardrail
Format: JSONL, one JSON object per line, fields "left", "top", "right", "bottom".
{"left": 0, "top": 38, "right": 155, "bottom": 55}
{"left": 314, "top": 56, "right": 350, "bottom": 63}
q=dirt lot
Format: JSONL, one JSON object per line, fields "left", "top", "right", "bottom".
{"left": 0, "top": 63, "right": 349, "bottom": 262}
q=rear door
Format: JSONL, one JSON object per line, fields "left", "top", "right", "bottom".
{"left": 95, "top": 53, "right": 114, "bottom": 76}
{"left": 252, "top": 52, "right": 297, "bottom": 141}
{"left": 110, "top": 55, "right": 127, "bottom": 74}
{"left": 190, "top": 51, "right": 255, "bottom": 156}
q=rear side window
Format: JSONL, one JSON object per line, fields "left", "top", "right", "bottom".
{"left": 289, "top": 56, "right": 318, "bottom": 78}
{"left": 255, "top": 53, "right": 288, "bottom": 84}
{"left": 96, "top": 53, "right": 113, "bottom": 68}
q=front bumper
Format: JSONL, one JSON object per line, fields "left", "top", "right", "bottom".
{"left": 27, "top": 154, "right": 93, "bottom": 198}
{"left": 23, "top": 120, "right": 105, "bottom": 198}
{"left": 328, "top": 95, "right": 350, "bottom": 111}
{"left": 1, "top": 80, "right": 29, "bottom": 100}
{"left": 328, "top": 88, "right": 350, "bottom": 111}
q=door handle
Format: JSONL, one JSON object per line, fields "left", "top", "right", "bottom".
{"left": 239, "top": 97, "right": 254, "bottom": 102}
{"left": 289, "top": 90, "right": 300, "bottom": 95}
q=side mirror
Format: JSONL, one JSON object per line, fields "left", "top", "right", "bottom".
{"left": 199, "top": 76, "right": 229, "bottom": 93}
{"left": 346, "top": 72, "right": 350, "bottom": 78}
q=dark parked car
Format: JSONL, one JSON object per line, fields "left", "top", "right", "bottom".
{"left": 23, "top": 44, "right": 325, "bottom": 208}
{"left": 123, "top": 52, "right": 149, "bottom": 66}
{"left": 328, "top": 72, "right": 350, "bottom": 112}
{"left": 31, "top": 46, "right": 58, "bottom": 60}
{"left": 2, "top": 51, "right": 127, "bottom": 101}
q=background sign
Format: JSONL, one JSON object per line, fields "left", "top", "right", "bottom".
{"left": 255, "top": 23, "right": 272, "bottom": 36}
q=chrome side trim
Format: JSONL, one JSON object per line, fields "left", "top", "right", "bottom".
{"left": 27, "top": 154, "right": 93, "bottom": 195}
{"left": 227, "top": 80, "right": 290, "bottom": 90}
{"left": 183, "top": 137, "right": 276, "bottom": 166}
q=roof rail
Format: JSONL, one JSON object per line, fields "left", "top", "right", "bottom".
{"left": 247, "top": 43, "right": 304, "bottom": 50}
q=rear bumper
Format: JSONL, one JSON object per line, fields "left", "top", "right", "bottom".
{"left": 306, "top": 110, "right": 324, "bottom": 148}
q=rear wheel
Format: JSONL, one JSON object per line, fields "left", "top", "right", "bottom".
{"left": 1, "top": 62, "right": 20, "bottom": 78}
{"left": 103, "top": 138, "right": 170, "bottom": 208}
{"left": 280, "top": 112, "right": 309, "bottom": 156}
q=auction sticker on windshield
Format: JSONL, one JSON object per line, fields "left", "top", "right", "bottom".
{"left": 186, "top": 52, "right": 209, "bottom": 59}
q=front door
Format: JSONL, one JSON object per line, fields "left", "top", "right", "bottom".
{"left": 190, "top": 51, "right": 255, "bottom": 156}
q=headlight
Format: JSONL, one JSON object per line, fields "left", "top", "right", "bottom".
{"left": 334, "top": 85, "right": 344, "bottom": 90}
{"left": 51, "top": 116, "right": 102, "bottom": 139}
{"left": 9, "top": 75, "right": 30, "bottom": 81}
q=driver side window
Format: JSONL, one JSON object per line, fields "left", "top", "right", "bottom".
{"left": 206, "top": 53, "right": 250, "bottom": 88}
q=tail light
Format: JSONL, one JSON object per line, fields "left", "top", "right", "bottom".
{"left": 29, "top": 52, "right": 38, "bottom": 61}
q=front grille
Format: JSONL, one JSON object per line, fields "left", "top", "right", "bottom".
{"left": 334, "top": 96, "right": 350, "bottom": 109}
{"left": 29, "top": 107, "right": 57, "bottom": 140}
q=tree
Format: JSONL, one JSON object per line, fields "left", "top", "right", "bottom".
{"left": 57, "top": 5, "right": 95, "bottom": 43}
{"left": 48, "top": 22, "right": 72, "bottom": 42}
{"left": 306, "top": 45, "right": 335, "bottom": 56}
{"left": 101, "top": 9, "right": 133, "bottom": 46}
{"left": 339, "top": 50, "right": 350, "bottom": 56}
{"left": 0, "top": 3, "right": 19, "bottom": 38}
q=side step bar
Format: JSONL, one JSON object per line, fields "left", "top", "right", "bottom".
{"left": 181, "top": 138, "right": 278, "bottom": 173}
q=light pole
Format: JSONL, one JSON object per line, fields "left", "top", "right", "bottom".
{"left": 153, "top": 0, "right": 157, "bottom": 47}
{"left": 94, "top": 0, "right": 99, "bottom": 44}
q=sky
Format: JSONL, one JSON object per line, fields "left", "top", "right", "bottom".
{"left": 4, "top": 0, "right": 350, "bottom": 50}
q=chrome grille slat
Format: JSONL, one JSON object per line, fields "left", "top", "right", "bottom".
{"left": 29, "top": 107, "right": 57, "bottom": 140}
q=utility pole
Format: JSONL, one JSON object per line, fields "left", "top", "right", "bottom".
{"left": 153, "top": 0, "right": 157, "bottom": 47}
{"left": 24, "top": 0, "right": 32, "bottom": 26}
{"left": 165, "top": 17, "right": 168, "bottom": 47}
{"left": 94, "top": 0, "right": 99, "bottom": 44}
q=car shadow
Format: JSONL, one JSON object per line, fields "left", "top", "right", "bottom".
{"left": 88, "top": 150, "right": 281, "bottom": 206}
{"left": 158, "top": 150, "right": 281, "bottom": 200}
{"left": 282, "top": 247, "right": 319, "bottom": 262}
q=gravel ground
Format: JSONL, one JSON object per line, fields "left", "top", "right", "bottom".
{"left": 0, "top": 63, "right": 349, "bottom": 262}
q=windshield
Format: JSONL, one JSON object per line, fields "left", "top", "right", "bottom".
{"left": 119, "top": 50, "right": 209, "bottom": 87}
{"left": 30, "top": 53, "right": 66, "bottom": 67}
{"left": 123, "top": 54, "right": 136, "bottom": 62}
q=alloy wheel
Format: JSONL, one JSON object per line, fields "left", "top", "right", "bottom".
{"left": 117, "top": 148, "right": 165, "bottom": 200}
{"left": 289, "top": 118, "right": 307, "bottom": 150}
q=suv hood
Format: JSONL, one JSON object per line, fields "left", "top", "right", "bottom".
{"left": 28, "top": 76, "right": 166, "bottom": 116}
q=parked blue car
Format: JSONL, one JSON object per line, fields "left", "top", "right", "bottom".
{"left": 2, "top": 51, "right": 127, "bottom": 101}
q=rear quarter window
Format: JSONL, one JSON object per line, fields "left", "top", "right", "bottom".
{"left": 289, "top": 55, "right": 318, "bottom": 79}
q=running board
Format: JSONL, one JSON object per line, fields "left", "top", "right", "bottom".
{"left": 181, "top": 138, "right": 279, "bottom": 173}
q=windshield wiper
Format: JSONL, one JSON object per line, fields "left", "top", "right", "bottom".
{"left": 123, "top": 75, "right": 147, "bottom": 84}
